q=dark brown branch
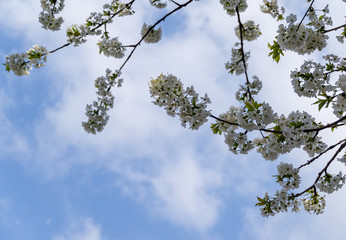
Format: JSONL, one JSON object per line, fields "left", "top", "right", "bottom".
{"left": 48, "top": 0, "right": 136, "bottom": 54}
{"left": 296, "top": 0, "right": 315, "bottom": 31}
{"left": 294, "top": 140, "right": 346, "bottom": 198}
{"left": 313, "top": 141, "right": 346, "bottom": 184}
{"left": 118, "top": 0, "right": 194, "bottom": 71}
{"left": 298, "top": 138, "right": 346, "bottom": 169}
{"left": 210, "top": 114, "right": 238, "bottom": 126}
{"left": 235, "top": 7, "right": 252, "bottom": 101}
{"left": 304, "top": 115, "right": 346, "bottom": 133}
{"left": 209, "top": 114, "right": 281, "bottom": 134}
{"left": 323, "top": 23, "right": 346, "bottom": 33}
{"left": 209, "top": 113, "right": 345, "bottom": 135}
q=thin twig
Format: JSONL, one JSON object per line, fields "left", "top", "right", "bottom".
{"left": 296, "top": 0, "right": 315, "bottom": 31}
{"left": 119, "top": 0, "right": 194, "bottom": 71}
{"left": 294, "top": 141, "right": 346, "bottom": 198}
{"left": 298, "top": 138, "right": 346, "bottom": 169}
{"left": 235, "top": 7, "right": 252, "bottom": 101}
{"left": 48, "top": 0, "right": 136, "bottom": 54}
{"left": 323, "top": 23, "right": 346, "bottom": 33}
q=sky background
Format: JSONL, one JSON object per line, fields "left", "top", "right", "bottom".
{"left": 0, "top": 0, "right": 345, "bottom": 240}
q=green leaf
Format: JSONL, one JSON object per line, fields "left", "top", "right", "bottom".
{"left": 210, "top": 123, "right": 222, "bottom": 135}
{"left": 268, "top": 40, "right": 284, "bottom": 63}
{"left": 245, "top": 102, "right": 254, "bottom": 111}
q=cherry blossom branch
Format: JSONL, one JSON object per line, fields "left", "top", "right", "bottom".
{"left": 48, "top": 0, "right": 136, "bottom": 54}
{"left": 296, "top": 0, "right": 315, "bottom": 31}
{"left": 323, "top": 23, "right": 346, "bottom": 33}
{"left": 210, "top": 114, "right": 345, "bottom": 134}
{"left": 235, "top": 7, "right": 252, "bottom": 101}
{"left": 119, "top": 0, "right": 194, "bottom": 71}
{"left": 314, "top": 141, "right": 346, "bottom": 181}
{"left": 294, "top": 140, "right": 346, "bottom": 198}
{"left": 298, "top": 138, "right": 346, "bottom": 169}
{"left": 304, "top": 115, "right": 346, "bottom": 133}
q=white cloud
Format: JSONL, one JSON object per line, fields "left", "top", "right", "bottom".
{"left": 150, "top": 156, "right": 223, "bottom": 231}
{"left": 52, "top": 218, "right": 104, "bottom": 240}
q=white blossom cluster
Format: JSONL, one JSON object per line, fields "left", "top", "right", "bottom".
{"left": 276, "top": 13, "right": 329, "bottom": 55}
{"left": 103, "top": 1, "right": 134, "bottom": 18}
{"left": 66, "top": 24, "right": 101, "bottom": 47}
{"left": 290, "top": 60, "right": 328, "bottom": 98}
{"left": 252, "top": 111, "right": 327, "bottom": 160}
{"left": 260, "top": 0, "right": 284, "bottom": 20}
{"left": 281, "top": 111, "right": 318, "bottom": 149}
{"left": 258, "top": 173, "right": 328, "bottom": 216}
{"left": 98, "top": 37, "right": 125, "bottom": 58}
{"left": 149, "top": 0, "right": 167, "bottom": 9}
{"left": 316, "top": 172, "right": 346, "bottom": 193}
{"left": 257, "top": 190, "right": 301, "bottom": 217}
{"left": 275, "top": 162, "right": 301, "bottom": 189}
{"left": 149, "top": 74, "right": 211, "bottom": 130}
{"left": 85, "top": 1, "right": 133, "bottom": 29}
{"left": 224, "top": 129, "right": 254, "bottom": 154}
{"left": 225, "top": 43, "right": 250, "bottom": 75}
{"left": 302, "top": 135, "right": 328, "bottom": 157}
{"left": 219, "top": 0, "right": 248, "bottom": 16}
{"left": 307, "top": 4, "right": 333, "bottom": 30}
{"left": 214, "top": 99, "right": 276, "bottom": 154}
{"left": 253, "top": 136, "right": 281, "bottom": 160}
{"left": 301, "top": 193, "right": 326, "bottom": 215}
{"left": 290, "top": 55, "right": 345, "bottom": 121}
{"left": 235, "top": 20, "right": 261, "bottom": 41}
{"left": 39, "top": 0, "right": 65, "bottom": 31}
{"left": 216, "top": 106, "right": 240, "bottom": 133}
{"left": 332, "top": 74, "right": 346, "bottom": 119}
{"left": 27, "top": 44, "right": 49, "bottom": 69}
{"left": 235, "top": 75, "right": 262, "bottom": 101}
{"left": 82, "top": 69, "right": 123, "bottom": 134}
{"left": 5, "top": 44, "right": 49, "bottom": 76}
{"left": 141, "top": 23, "right": 162, "bottom": 43}
{"left": 236, "top": 102, "right": 277, "bottom": 131}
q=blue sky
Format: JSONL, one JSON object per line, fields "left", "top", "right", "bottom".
{"left": 0, "top": 0, "right": 345, "bottom": 240}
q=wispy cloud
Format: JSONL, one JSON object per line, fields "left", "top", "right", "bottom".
{"left": 52, "top": 218, "right": 104, "bottom": 240}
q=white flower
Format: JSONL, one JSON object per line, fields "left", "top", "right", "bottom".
{"left": 39, "top": 12, "right": 64, "bottom": 31}
{"left": 39, "top": 0, "right": 65, "bottom": 31}
{"left": 149, "top": 74, "right": 211, "bottom": 130}
{"left": 5, "top": 44, "right": 49, "bottom": 76}
{"left": 141, "top": 23, "right": 162, "bottom": 43}
{"left": 275, "top": 162, "right": 301, "bottom": 189}
{"left": 82, "top": 69, "right": 123, "bottom": 134}
{"left": 235, "top": 20, "right": 261, "bottom": 41}
{"left": 225, "top": 43, "right": 250, "bottom": 75}
{"left": 149, "top": 0, "right": 167, "bottom": 8}
{"left": 98, "top": 37, "right": 125, "bottom": 58}
{"left": 220, "top": 0, "right": 248, "bottom": 16}
{"left": 260, "top": 0, "right": 285, "bottom": 20}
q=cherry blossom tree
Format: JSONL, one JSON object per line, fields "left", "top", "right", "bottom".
{"left": 3, "top": 0, "right": 346, "bottom": 217}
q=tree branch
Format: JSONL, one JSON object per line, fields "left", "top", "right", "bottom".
{"left": 323, "top": 23, "right": 346, "bottom": 33}
{"left": 119, "top": 0, "right": 194, "bottom": 71}
{"left": 48, "top": 0, "right": 136, "bottom": 54}
{"left": 298, "top": 138, "right": 346, "bottom": 169}
{"left": 235, "top": 7, "right": 252, "bottom": 101}
{"left": 296, "top": 0, "right": 315, "bottom": 31}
